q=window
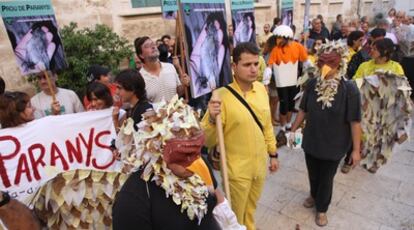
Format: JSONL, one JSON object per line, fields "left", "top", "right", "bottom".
{"left": 131, "top": 0, "right": 161, "bottom": 8}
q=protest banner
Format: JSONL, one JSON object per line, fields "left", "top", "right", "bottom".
{"left": 0, "top": 0, "right": 67, "bottom": 76}
{"left": 163, "top": 0, "right": 178, "bottom": 19}
{"left": 180, "top": 0, "right": 232, "bottom": 98}
{"left": 131, "top": 0, "right": 178, "bottom": 19}
{"left": 130, "top": 0, "right": 140, "bottom": 8}
{"left": 131, "top": 0, "right": 160, "bottom": 8}
{"left": 231, "top": 0, "right": 255, "bottom": 47}
{"left": 281, "top": 0, "right": 293, "bottom": 27}
{"left": 0, "top": 109, "right": 122, "bottom": 205}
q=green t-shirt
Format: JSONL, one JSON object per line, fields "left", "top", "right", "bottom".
{"left": 129, "top": 54, "right": 136, "bottom": 69}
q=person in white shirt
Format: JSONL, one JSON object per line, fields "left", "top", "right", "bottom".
{"left": 31, "top": 71, "right": 84, "bottom": 119}
{"left": 134, "top": 36, "right": 190, "bottom": 103}
{"left": 376, "top": 18, "right": 398, "bottom": 45}
{"left": 386, "top": 8, "right": 397, "bottom": 25}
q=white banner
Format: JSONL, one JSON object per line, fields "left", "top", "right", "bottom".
{"left": 0, "top": 108, "right": 123, "bottom": 204}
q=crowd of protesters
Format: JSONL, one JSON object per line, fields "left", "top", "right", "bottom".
{"left": 0, "top": 8, "right": 413, "bottom": 230}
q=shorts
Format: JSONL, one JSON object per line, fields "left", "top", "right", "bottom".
{"left": 277, "top": 86, "right": 298, "bottom": 115}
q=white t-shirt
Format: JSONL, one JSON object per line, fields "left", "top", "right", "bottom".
{"left": 386, "top": 17, "right": 394, "bottom": 25}
{"left": 119, "top": 109, "right": 126, "bottom": 121}
{"left": 140, "top": 62, "right": 181, "bottom": 103}
{"left": 398, "top": 24, "right": 414, "bottom": 57}
{"left": 31, "top": 87, "right": 85, "bottom": 119}
{"left": 385, "top": 32, "right": 398, "bottom": 45}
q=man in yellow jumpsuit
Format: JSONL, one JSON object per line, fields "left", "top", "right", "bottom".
{"left": 202, "top": 42, "right": 279, "bottom": 230}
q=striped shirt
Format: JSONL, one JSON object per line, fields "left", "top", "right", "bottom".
{"left": 140, "top": 62, "right": 181, "bottom": 103}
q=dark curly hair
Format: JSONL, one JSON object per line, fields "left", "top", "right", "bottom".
{"left": 0, "top": 91, "right": 31, "bottom": 128}
{"left": 134, "top": 36, "right": 150, "bottom": 62}
{"left": 115, "top": 69, "right": 147, "bottom": 101}
{"left": 233, "top": 42, "right": 260, "bottom": 64}
{"left": 86, "top": 82, "right": 113, "bottom": 108}
{"left": 347, "top": 30, "right": 364, "bottom": 47}
{"left": 373, "top": 38, "right": 395, "bottom": 61}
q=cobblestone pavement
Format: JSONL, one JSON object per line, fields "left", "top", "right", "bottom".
{"left": 255, "top": 125, "right": 414, "bottom": 230}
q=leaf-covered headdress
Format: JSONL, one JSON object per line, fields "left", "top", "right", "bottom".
{"left": 314, "top": 40, "right": 349, "bottom": 109}
{"left": 117, "top": 95, "right": 209, "bottom": 223}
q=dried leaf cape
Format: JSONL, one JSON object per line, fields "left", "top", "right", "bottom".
{"left": 360, "top": 70, "right": 413, "bottom": 171}
{"left": 34, "top": 170, "right": 127, "bottom": 229}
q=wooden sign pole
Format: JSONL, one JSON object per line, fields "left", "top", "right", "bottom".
{"left": 211, "top": 90, "right": 231, "bottom": 205}
{"left": 43, "top": 70, "right": 56, "bottom": 102}
{"left": 176, "top": 0, "right": 189, "bottom": 102}
{"left": 174, "top": 16, "right": 179, "bottom": 57}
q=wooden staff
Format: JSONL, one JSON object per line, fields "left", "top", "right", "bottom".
{"left": 43, "top": 70, "right": 56, "bottom": 102}
{"left": 174, "top": 17, "right": 179, "bottom": 57}
{"left": 211, "top": 90, "right": 231, "bottom": 205}
{"left": 176, "top": 1, "right": 189, "bottom": 102}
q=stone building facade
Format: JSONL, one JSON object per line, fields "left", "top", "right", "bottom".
{"left": 0, "top": 0, "right": 403, "bottom": 92}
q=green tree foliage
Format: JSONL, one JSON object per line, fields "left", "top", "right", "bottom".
{"left": 57, "top": 22, "right": 133, "bottom": 97}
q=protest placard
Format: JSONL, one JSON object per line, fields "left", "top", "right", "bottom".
{"left": 162, "top": 0, "right": 178, "bottom": 19}
{"left": 180, "top": 0, "right": 232, "bottom": 98}
{"left": 281, "top": 0, "right": 293, "bottom": 27}
{"left": 0, "top": 0, "right": 67, "bottom": 76}
{"left": 231, "top": 0, "right": 255, "bottom": 47}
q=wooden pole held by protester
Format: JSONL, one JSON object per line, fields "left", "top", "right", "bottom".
{"left": 211, "top": 90, "right": 231, "bottom": 205}
{"left": 176, "top": 1, "right": 189, "bottom": 102}
{"left": 174, "top": 18, "right": 179, "bottom": 57}
{"left": 43, "top": 70, "right": 56, "bottom": 102}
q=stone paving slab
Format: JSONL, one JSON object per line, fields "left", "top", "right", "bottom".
{"left": 255, "top": 126, "right": 414, "bottom": 230}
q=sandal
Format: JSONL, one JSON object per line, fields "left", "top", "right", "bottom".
{"left": 303, "top": 196, "right": 315, "bottom": 208}
{"left": 315, "top": 212, "right": 328, "bottom": 227}
{"left": 368, "top": 165, "right": 379, "bottom": 174}
{"left": 341, "top": 163, "right": 352, "bottom": 174}
{"left": 276, "top": 130, "right": 287, "bottom": 147}
{"left": 208, "top": 148, "right": 221, "bottom": 170}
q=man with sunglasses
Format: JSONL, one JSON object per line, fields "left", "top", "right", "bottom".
{"left": 30, "top": 71, "right": 84, "bottom": 119}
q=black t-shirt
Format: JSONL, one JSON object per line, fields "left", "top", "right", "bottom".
{"left": 300, "top": 78, "right": 361, "bottom": 161}
{"left": 309, "top": 28, "right": 330, "bottom": 40}
{"left": 346, "top": 49, "right": 371, "bottom": 79}
{"left": 129, "top": 100, "right": 153, "bottom": 130}
{"left": 112, "top": 158, "right": 221, "bottom": 230}
{"left": 331, "top": 32, "right": 347, "bottom": 41}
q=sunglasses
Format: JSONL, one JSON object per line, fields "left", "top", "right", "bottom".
{"left": 3, "top": 91, "right": 17, "bottom": 98}
{"left": 37, "top": 75, "right": 47, "bottom": 80}
{"left": 36, "top": 73, "right": 55, "bottom": 81}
